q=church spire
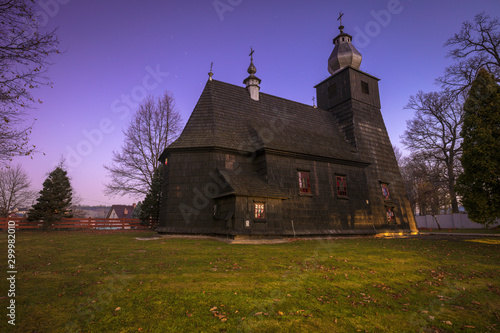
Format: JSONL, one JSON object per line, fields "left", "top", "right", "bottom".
{"left": 327, "top": 12, "right": 362, "bottom": 75}
{"left": 247, "top": 48, "right": 257, "bottom": 74}
{"left": 243, "top": 48, "right": 261, "bottom": 101}
{"left": 208, "top": 62, "right": 214, "bottom": 81}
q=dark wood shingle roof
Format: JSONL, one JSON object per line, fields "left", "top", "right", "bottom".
{"left": 216, "top": 169, "right": 288, "bottom": 199}
{"left": 166, "top": 79, "right": 364, "bottom": 164}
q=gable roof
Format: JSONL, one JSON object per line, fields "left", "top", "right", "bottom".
{"left": 106, "top": 205, "right": 134, "bottom": 219}
{"left": 163, "top": 79, "right": 366, "bottom": 165}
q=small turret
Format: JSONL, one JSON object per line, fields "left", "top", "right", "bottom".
{"left": 208, "top": 62, "right": 214, "bottom": 81}
{"left": 243, "top": 48, "right": 261, "bottom": 101}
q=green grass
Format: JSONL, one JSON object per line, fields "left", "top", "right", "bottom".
{"left": 419, "top": 228, "right": 500, "bottom": 234}
{"left": 1, "top": 231, "right": 499, "bottom": 332}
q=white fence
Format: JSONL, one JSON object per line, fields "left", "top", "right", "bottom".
{"left": 416, "top": 213, "right": 498, "bottom": 229}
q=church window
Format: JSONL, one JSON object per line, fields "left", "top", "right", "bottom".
{"left": 386, "top": 206, "right": 395, "bottom": 222}
{"left": 225, "top": 154, "right": 236, "bottom": 170}
{"left": 361, "top": 81, "right": 369, "bottom": 94}
{"left": 381, "top": 183, "right": 391, "bottom": 201}
{"left": 298, "top": 171, "right": 311, "bottom": 194}
{"left": 336, "top": 175, "right": 348, "bottom": 198}
{"left": 254, "top": 203, "right": 265, "bottom": 220}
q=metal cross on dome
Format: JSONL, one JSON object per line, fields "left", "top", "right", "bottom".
{"left": 337, "top": 11, "right": 344, "bottom": 25}
{"left": 337, "top": 11, "right": 344, "bottom": 33}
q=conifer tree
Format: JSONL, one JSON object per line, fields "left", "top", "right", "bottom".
{"left": 27, "top": 164, "right": 73, "bottom": 229}
{"left": 456, "top": 68, "right": 500, "bottom": 226}
{"left": 140, "top": 166, "right": 163, "bottom": 225}
{"left": 131, "top": 201, "right": 142, "bottom": 219}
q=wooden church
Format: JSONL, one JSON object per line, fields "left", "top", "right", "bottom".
{"left": 157, "top": 22, "right": 418, "bottom": 237}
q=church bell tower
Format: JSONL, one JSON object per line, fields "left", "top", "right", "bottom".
{"left": 315, "top": 14, "right": 381, "bottom": 147}
{"left": 315, "top": 13, "right": 418, "bottom": 233}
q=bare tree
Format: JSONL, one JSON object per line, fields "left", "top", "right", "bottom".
{"left": 396, "top": 151, "right": 450, "bottom": 216}
{"left": 0, "top": 164, "right": 35, "bottom": 217}
{"left": 437, "top": 12, "right": 500, "bottom": 95}
{"left": 0, "top": 0, "right": 59, "bottom": 162}
{"left": 402, "top": 91, "right": 463, "bottom": 213}
{"left": 104, "top": 91, "right": 182, "bottom": 197}
{"left": 393, "top": 145, "right": 417, "bottom": 213}
{"left": 392, "top": 145, "right": 404, "bottom": 166}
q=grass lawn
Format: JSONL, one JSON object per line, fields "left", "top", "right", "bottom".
{"left": 1, "top": 231, "right": 499, "bottom": 332}
{"left": 419, "top": 228, "right": 500, "bottom": 234}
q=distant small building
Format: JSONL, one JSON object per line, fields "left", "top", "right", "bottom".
{"left": 9, "top": 207, "right": 29, "bottom": 217}
{"left": 72, "top": 206, "right": 111, "bottom": 218}
{"left": 106, "top": 204, "right": 136, "bottom": 219}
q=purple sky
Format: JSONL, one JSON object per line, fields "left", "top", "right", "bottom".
{"left": 12, "top": 0, "right": 500, "bottom": 206}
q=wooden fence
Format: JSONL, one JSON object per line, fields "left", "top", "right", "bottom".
{"left": 0, "top": 217, "right": 158, "bottom": 231}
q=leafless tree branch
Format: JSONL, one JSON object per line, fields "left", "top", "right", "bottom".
{"left": 0, "top": 163, "right": 35, "bottom": 217}
{"left": 401, "top": 91, "right": 464, "bottom": 213}
{"left": 0, "top": 0, "right": 59, "bottom": 162}
{"left": 437, "top": 12, "right": 500, "bottom": 95}
{"left": 104, "top": 91, "right": 182, "bottom": 197}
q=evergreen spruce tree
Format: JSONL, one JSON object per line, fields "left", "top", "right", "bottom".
{"left": 456, "top": 68, "right": 500, "bottom": 226}
{"left": 27, "top": 164, "right": 73, "bottom": 229}
{"left": 131, "top": 201, "right": 142, "bottom": 219}
{"left": 140, "top": 166, "right": 163, "bottom": 226}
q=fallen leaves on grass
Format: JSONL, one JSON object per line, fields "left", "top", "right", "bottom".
{"left": 210, "top": 306, "right": 228, "bottom": 322}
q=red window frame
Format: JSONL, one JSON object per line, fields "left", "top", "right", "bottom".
{"left": 381, "top": 183, "right": 391, "bottom": 201}
{"left": 386, "top": 206, "right": 395, "bottom": 222}
{"left": 298, "top": 171, "right": 311, "bottom": 194}
{"left": 254, "top": 203, "right": 265, "bottom": 220}
{"left": 336, "top": 176, "right": 348, "bottom": 198}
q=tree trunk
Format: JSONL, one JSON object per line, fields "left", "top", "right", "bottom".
{"left": 447, "top": 163, "right": 459, "bottom": 213}
{"left": 432, "top": 214, "right": 442, "bottom": 230}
